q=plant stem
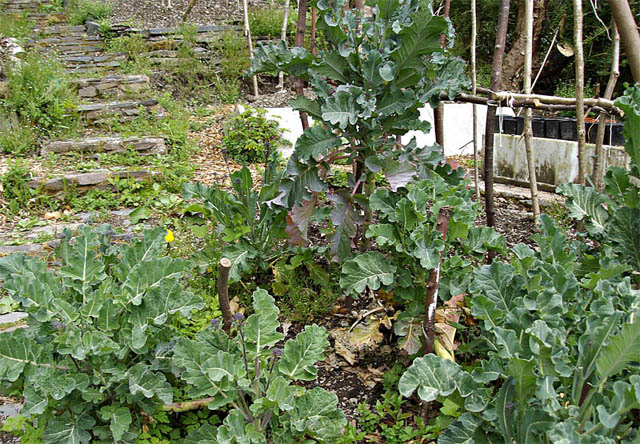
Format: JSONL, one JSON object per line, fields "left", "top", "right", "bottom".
{"left": 217, "top": 258, "right": 233, "bottom": 333}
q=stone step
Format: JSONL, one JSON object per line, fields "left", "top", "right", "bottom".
{"left": 41, "top": 135, "right": 166, "bottom": 156}
{"left": 64, "top": 61, "right": 122, "bottom": 74}
{"left": 34, "top": 24, "right": 86, "bottom": 37}
{"left": 29, "top": 169, "right": 160, "bottom": 192}
{"left": 71, "top": 74, "right": 150, "bottom": 98}
{"left": 76, "top": 99, "right": 164, "bottom": 121}
{"left": 0, "top": 313, "right": 28, "bottom": 334}
{"left": 108, "top": 23, "right": 240, "bottom": 38}
{"left": 0, "top": 244, "right": 44, "bottom": 255}
{"left": 62, "top": 52, "right": 126, "bottom": 68}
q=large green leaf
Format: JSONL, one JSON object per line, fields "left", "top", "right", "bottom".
{"left": 291, "top": 387, "right": 347, "bottom": 440}
{"left": 266, "top": 376, "right": 299, "bottom": 411}
{"left": 391, "top": 8, "right": 447, "bottom": 88}
{"left": 0, "top": 330, "right": 52, "bottom": 381}
{"left": 184, "top": 424, "right": 219, "bottom": 444}
{"left": 99, "top": 405, "right": 132, "bottom": 441}
{"left": 278, "top": 324, "right": 328, "bottom": 381}
{"left": 313, "top": 51, "right": 349, "bottom": 83}
{"left": 340, "top": 251, "right": 396, "bottom": 295}
{"left": 295, "top": 126, "right": 343, "bottom": 161}
{"left": 469, "top": 262, "right": 524, "bottom": 330}
{"left": 328, "top": 191, "right": 359, "bottom": 260}
{"left": 609, "top": 207, "right": 640, "bottom": 271}
{"left": 216, "top": 409, "right": 265, "bottom": 444}
{"left": 249, "top": 40, "right": 313, "bottom": 78}
{"left": 437, "top": 413, "right": 483, "bottom": 444}
{"left": 127, "top": 363, "right": 173, "bottom": 404}
{"left": 321, "top": 87, "right": 360, "bottom": 129}
{"left": 244, "top": 290, "right": 283, "bottom": 358}
{"left": 596, "top": 320, "right": 640, "bottom": 380}
{"left": 557, "top": 183, "right": 610, "bottom": 235}
{"left": 122, "top": 257, "right": 189, "bottom": 306}
{"left": 398, "top": 354, "right": 461, "bottom": 402}
{"left": 614, "top": 84, "right": 640, "bottom": 176}
{"left": 223, "top": 243, "right": 258, "bottom": 283}
{"left": 42, "top": 413, "right": 94, "bottom": 444}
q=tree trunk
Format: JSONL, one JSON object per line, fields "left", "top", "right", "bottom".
{"left": 608, "top": 0, "right": 640, "bottom": 82}
{"left": 217, "top": 258, "right": 233, "bottom": 333}
{"left": 471, "top": 0, "right": 480, "bottom": 201}
{"left": 278, "top": 0, "right": 291, "bottom": 89}
{"left": 484, "top": 0, "right": 511, "bottom": 234}
{"left": 502, "top": 0, "right": 547, "bottom": 92}
{"left": 295, "top": 0, "right": 309, "bottom": 130}
{"left": 575, "top": 0, "right": 587, "bottom": 185}
{"left": 594, "top": 23, "right": 620, "bottom": 189}
{"left": 524, "top": 0, "right": 541, "bottom": 221}
{"left": 181, "top": 0, "right": 198, "bottom": 22}
{"left": 242, "top": 0, "right": 259, "bottom": 97}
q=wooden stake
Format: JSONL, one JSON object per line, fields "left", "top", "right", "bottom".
{"left": 423, "top": 206, "right": 452, "bottom": 355}
{"left": 484, "top": 0, "right": 511, "bottom": 235}
{"left": 278, "top": 0, "right": 291, "bottom": 89}
{"left": 295, "top": 0, "right": 309, "bottom": 130}
{"left": 242, "top": 0, "right": 259, "bottom": 97}
{"left": 594, "top": 22, "right": 620, "bottom": 189}
{"left": 574, "top": 0, "right": 586, "bottom": 184}
{"left": 217, "top": 257, "right": 233, "bottom": 333}
{"left": 524, "top": 0, "right": 540, "bottom": 221}
{"left": 471, "top": 0, "right": 480, "bottom": 201}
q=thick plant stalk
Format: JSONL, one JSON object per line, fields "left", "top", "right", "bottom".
{"left": 295, "top": 0, "right": 309, "bottom": 130}
{"left": 243, "top": 0, "right": 259, "bottom": 97}
{"left": 311, "top": 6, "right": 317, "bottom": 55}
{"left": 523, "top": 0, "right": 541, "bottom": 221}
{"left": 164, "top": 397, "right": 215, "bottom": 412}
{"left": 608, "top": 0, "right": 640, "bottom": 82}
{"left": 423, "top": 206, "right": 452, "bottom": 355}
{"left": 218, "top": 258, "right": 233, "bottom": 333}
{"left": 483, "top": 0, "right": 511, "bottom": 233}
{"left": 278, "top": 0, "right": 291, "bottom": 89}
{"left": 471, "top": 0, "right": 480, "bottom": 201}
{"left": 574, "top": 0, "right": 587, "bottom": 184}
{"left": 594, "top": 23, "right": 620, "bottom": 189}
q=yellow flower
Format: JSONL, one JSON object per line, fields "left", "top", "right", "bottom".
{"left": 165, "top": 229, "right": 175, "bottom": 243}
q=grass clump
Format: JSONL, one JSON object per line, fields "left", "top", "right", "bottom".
{"left": 1, "top": 51, "right": 78, "bottom": 148}
{"left": 0, "top": 13, "right": 33, "bottom": 39}
{"left": 249, "top": 7, "right": 295, "bottom": 39}
{"left": 213, "top": 30, "right": 250, "bottom": 103}
{"left": 67, "top": 0, "right": 113, "bottom": 25}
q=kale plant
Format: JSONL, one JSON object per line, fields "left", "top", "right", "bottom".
{"left": 0, "top": 227, "right": 203, "bottom": 443}
{"left": 249, "top": 0, "right": 469, "bottom": 259}
{"left": 182, "top": 163, "right": 288, "bottom": 282}
{"left": 399, "top": 215, "right": 640, "bottom": 443}
{"left": 176, "top": 289, "right": 347, "bottom": 443}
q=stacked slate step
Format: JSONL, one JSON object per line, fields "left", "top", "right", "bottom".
{"left": 72, "top": 74, "right": 150, "bottom": 100}
{"left": 28, "top": 34, "right": 105, "bottom": 56}
{"left": 29, "top": 169, "right": 161, "bottom": 193}
{"left": 77, "top": 99, "right": 165, "bottom": 122}
{"left": 41, "top": 136, "right": 167, "bottom": 156}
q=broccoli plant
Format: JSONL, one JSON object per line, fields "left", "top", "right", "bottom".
{"left": 0, "top": 227, "right": 204, "bottom": 443}
{"left": 175, "top": 289, "right": 347, "bottom": 443}
{"left": 249, "top": 0, "right": 469, "bottom": 259}
{"left": 399, "top": 215, "right": 640, "bottom": 443}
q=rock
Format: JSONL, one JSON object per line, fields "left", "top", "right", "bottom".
{"left": 0, "top": 82, "right": 7, "bottom": 99}
{"left": 0, "top": 244, "right": 43, "bottom": 255}
{"left": 42, "top": 136, "right": 166, "bottom": 156}
{"left": 78, "top": 85, "right": 98, "bottom": 97}
{"left": 30, "top": 169, "right": 160, "bottom": 192}
{"left": 0, "top": 312, "right": 28, "bottom": 325}
{"left": 86, "top": 20, "right": 100, "bottom": 35}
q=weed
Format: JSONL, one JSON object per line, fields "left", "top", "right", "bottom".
{"left": 0, "top": 159, "right": 34, "bottom": 214}
{"left": 0, "top": 12, "right": 33, "bottom": 39}
{"left": 212, "top": 30, "right": 249, "bottom": 103}
{"left": 0, "top": 123, "right": 36, "bottom": 156}
{"left": 3, "top": 51, "right": 77, "bottom": 138}
{"left": 67, "top": 0, "right": 113, "bottom": 25}
{"left": 249, "top": 7, "right": 295, "bottom": 39}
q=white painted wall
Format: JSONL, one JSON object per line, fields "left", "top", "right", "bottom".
{"left": 265, "top": 103, "right": 514, "bottom": 157}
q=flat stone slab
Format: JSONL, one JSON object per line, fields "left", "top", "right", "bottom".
{"left": 42, "top": 136, "right": 166, "bottom": 156}
{"left": 30, "top": 169, "right": 159, "bottom": 192}
{"left": 0, "top": 312, "right": 28, "bottom": 325}
{"left": 0, "top": 244, "right": 43, "bottom": 255}
{"left": 76, "top": 99, "right": 162, "bottom": 120}
{"left": 0, "top": 403, "right": 22, "bottom": 419}
{"left": 72, "top": 74, "right": 149, "bottom": 98}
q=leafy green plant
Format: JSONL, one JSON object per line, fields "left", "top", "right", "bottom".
{"left": 3, "top": 51, "right": 77, "bottom": 137}
{"left": 399, "top": 214, "right": 640, "bottom": 443}
{"left": 175, "top": 289, "right": 347, "bottom": 443}
{"left": 182, "top": 164, "right": 288, "bottom": 282}
{"left": 0, "top": 159, "right": 35, "bottom": 214}
{"left": 222, "top": 107, "right": 288, "bottom": 164}
{"left": 249, "top": 0, "right": 469, "bottom": 259}
{"left": 67, "top": 0, "right": 113, "bottom": 25}
{"left": 0, "top": 227, "right": 204, "bottom": 443}
{"left": 0, "top": 12, "right": 33, "bottom": 39}
{"left": 212, "top": 30, "right": 250, "bottom": 103}
{"left": 557, "top": 83, "right": 640, "bottom": 275}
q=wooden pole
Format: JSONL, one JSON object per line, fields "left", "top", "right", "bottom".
{"left": 242, "top": 0, "right": 259, "bottom": 97}
{"left": 594, "top": 23, "right": 620, "bottom": 189}
{"left": 574, "top": 0, "right": 587, "bottom": 185}
{"left": 434, "top": 0, "right": 451, "bottom": 152}
{"left": 278, "top": 0, "right": 291, "bottom": 89}
{"left": 423, "top": 206, "right": 452, "bottom": 355}
{"left": 483, "top": 88, "right": 618, "bottom": 109}
{"left": 217, "top": 258, "right": 233, "bottom": 333}
{"left": 608, "top": 0, "right": 640, "bottom": 83}
{"left": 295, "top": 0, "right": 309, "bottom": 130}
{"left": 484, "top": 0, "right": 511, "bottom": 235}
{"left": 471, "top": 0, "right": 480, "bottom": 201}
{"left": 524, "top": 0, "right": 541, "bottom": 221}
